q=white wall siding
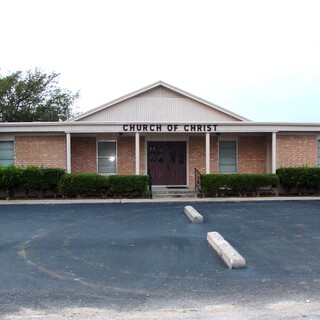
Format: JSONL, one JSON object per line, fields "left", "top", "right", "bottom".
{"left": 70, "top": 82, "right": 249, "bottom": 122}
{"left": 135, "top": 86, "right": 184, "bottom": 98}
{"left": 79, "top": 97, "right": 241, "bottom": 122}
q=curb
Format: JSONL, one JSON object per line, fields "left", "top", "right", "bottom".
{"left": 0, "top": 196, "right": 320, "bottom": 205}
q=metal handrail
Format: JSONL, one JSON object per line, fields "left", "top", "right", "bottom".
{"left": 194, "top": 168, "right": 202, "bottom": 197}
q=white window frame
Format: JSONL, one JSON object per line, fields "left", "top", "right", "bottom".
{"left": 0, "top": 141, "right": 14, "bottom": 167}
{"left": 97, "top": 140, "right": 117, "bottom": 174}
{"left": 218, "top": 139, "right": 238, "bottom": 174}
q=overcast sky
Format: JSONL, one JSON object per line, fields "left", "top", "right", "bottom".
{"left": 1, "top": 0, "right": 320, "bottom": 122}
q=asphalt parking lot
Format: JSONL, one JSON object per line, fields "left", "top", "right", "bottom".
{"left": 1, "top": 200, "right": 320, "bottom": 319}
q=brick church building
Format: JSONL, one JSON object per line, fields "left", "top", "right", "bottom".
{"left": 1, "top": 81, "right": 319, "bottom": 187}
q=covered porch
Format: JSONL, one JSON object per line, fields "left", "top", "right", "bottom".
{"left": 64, "top": 130, "right": 279, "bottom": 187}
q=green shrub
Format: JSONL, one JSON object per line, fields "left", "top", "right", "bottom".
{"left": 58, "top": 173, "right": 108, "bottom": 198}
{"left": 201, "top": 174, "right": 279, "bottom": 197}
{"left": 228, "top": 174, "right": 279, "bottom": 194}
{"left": 276, "top": 167, "right": 320, "bottom": 194}
{"left": 22, "top": 166, "right": 65, "bottom": 198}
{"left": 58, "top": 174, "right": 150, "bottom": 198}
{"left": 42, "top": 168, "right": 66, "bottom": 194}
{"left": 200, "top": 174, "right": 228, "bottom": 196}
{"left": 0, "top": 165, "right": 24, "bottom": 198}
{"left": 0, "top": 166, "right": 4, "bottom": 189}
{"left": 107, "top": 175, "right": 150, "bottom": 198}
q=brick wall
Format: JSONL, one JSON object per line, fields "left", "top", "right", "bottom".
{"left": 71, "top": 137, "right": 96, "bottom": 173}
{"left": 277, "top": 135, "right": 318, "bottom": 168}
{"left": 210, "top": 136, "right": 219, "bottom": 173}
{"left": 15, "top": 135, "right": 66, "bottom": 168}
{"left": 140, "top": 136, "right": 146, "bottom": 174}
{"left": 189, "top": 136, "right": 205, "bottom": 185}
{"left": 14, "top": 133, "right": 318, "bottom": 184}
{"left": 238, "top": 136, "right": 267, "bottom": 173}
{"left": 117, "top": 136, "right": 135, "bottom": 175}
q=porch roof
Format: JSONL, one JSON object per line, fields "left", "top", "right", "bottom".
{"left": 1, "top": 121, "right": 320, "bottom": 134}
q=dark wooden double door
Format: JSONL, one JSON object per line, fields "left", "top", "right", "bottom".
{"left": 148, "top": 141, "right": 187, "bottom": 185}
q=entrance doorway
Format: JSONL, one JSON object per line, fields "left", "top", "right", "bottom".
{"left": 147, "top": 141, "right": 187, "bottom": 185}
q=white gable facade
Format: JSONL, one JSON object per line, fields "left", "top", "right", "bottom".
{"left": 73, "top": 84, "right": 245, "bottom": 123}
{"left": 1, "top": 81, "right": 320, "bottom": 187}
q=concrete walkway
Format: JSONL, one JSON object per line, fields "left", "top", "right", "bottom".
{"left": 0, "top": 196, "right": 320, "bottom": 205}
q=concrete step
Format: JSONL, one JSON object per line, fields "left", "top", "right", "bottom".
{"left": 151, "top": 188, "right": 199, "bottom": 199}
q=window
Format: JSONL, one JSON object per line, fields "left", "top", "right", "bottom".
{"left": 219, "top": 140, "right": 237, "bottom": 173}
{"left": 0, "top": 141, "right": 14, "bottom": 167}
{"left": 98, "top": 141, "right": 117, "bottom": 174}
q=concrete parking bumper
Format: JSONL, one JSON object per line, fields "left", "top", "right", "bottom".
{"left": 207, "top": 231, "right": 246, "bottom": 269}
{"left": 184, "top": 205, "right": 204, "bottom": 223}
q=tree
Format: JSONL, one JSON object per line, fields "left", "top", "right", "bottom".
{"left": 0, "top": 69, "right": 79, "bottom": 122}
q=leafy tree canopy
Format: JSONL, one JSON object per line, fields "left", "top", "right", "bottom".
{"left": 0, "top": 69, "right": 79, "bottom": 122}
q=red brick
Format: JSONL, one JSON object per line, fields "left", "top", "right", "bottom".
{"left": 118, "top": 136, "right": 135, "bottom": 175}
{"left": 277, "top": 135, "right": 317, "bottom": 168}
{"left": 71, "top": 137, "right": 96, "bottom": 173}
{"left": 15, "top": 135, "right": 66, "bottom": 168}
{"left": 238, "top": 136, "right": 267, "bottom": 173}
{"left": 189, "top": 136, "right": 205, "bottom": 185}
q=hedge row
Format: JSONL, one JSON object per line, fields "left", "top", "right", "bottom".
{"left": 107, "top": 175, "right": 150, "bottom": 198}
{"left": 0, "top": 166, "right": 65, "bottom": 198}
{"left": 1, "top": 165, "right": 320, "bottom": 199}
{"left": 0, "top": 166, "right": 150, "bottom": 199}
{"left": 201, "top": 174, "right": 279, "bottom": 197}
{"left": 276, "top": 167, "right": 320, "bottom": 194}
{"left": 58, "top": 174, "right": 150, "bottom": 198}
{"left": 58, "top": 173, "right": 107, "bottom": 198}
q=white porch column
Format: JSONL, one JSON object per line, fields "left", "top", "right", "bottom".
{"left": 135, "top": 132, "right": 140, "bottom": 175}
{"left": 66, "top": 132, "right": 71, "bottom": 174}
{"left": 272, "top": 132, "right": 277, "bottom": 174}
{"left": 206, "top": 132, "right": 210, "bottom": 174}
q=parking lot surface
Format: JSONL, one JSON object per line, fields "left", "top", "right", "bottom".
{"left": 1, "top": 200, "right": 320, "bottom": 319}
